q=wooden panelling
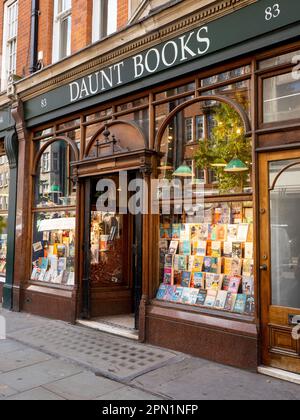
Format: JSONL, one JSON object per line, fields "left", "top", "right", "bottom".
{"left": 269, "top": 325, "right": 298, "bottom": 356}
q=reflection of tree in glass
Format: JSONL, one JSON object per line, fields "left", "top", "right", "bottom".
{"left": 195, "top": 98, "right": 252, "bottom": 194}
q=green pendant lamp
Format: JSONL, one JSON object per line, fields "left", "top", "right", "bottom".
{"left": 210, "top": 158, "right": 227, "bottom": 168}
{"left": 224, "top": 158, "right": 249, "bottom": 173}
{"left": 173, "top": 161, "right": 193, "bottom": 177}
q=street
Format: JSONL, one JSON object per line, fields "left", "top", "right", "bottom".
{"left": 0, "top": 307, "right": 299, "bottom": 401}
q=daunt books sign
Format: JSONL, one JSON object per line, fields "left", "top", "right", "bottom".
{"left": 24, "top": 0, "right": 300, "bottom": 123}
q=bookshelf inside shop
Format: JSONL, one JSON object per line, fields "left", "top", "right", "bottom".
{"left": 157, "top": 199, "right": 255, "bottom": 316}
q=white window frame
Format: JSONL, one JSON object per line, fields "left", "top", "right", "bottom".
{"left": 92, "top": 0, "right": 118, "bottom": 43}
{"left": 52, "top": 0, "right": 72, "bottom": 63}
{"left": 1, "top": 0, "right": 18, "bottom": 92}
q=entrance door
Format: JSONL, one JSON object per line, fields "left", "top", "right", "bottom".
{"left": 82, "top": 173, "right": 142, "bottom": 330}
{"left": 259, "top": 150, "right": 300, "bottom": 374}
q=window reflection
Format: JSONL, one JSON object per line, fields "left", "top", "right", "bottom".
{"left": 270, "top": 160, "right": 300, "bottom": 308}
{"left": 35, "top": 140, "right": 77, "bottom": 208}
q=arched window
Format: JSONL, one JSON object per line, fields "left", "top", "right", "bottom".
{"left": 31, "top": 138, "right": 78, "bottom": 287}
{"left": 156, "top": 95, "right": 255, "bottom": 317}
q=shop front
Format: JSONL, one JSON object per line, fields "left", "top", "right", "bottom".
{"left": 10, "top": 0, "right": 300, "bottom": 373}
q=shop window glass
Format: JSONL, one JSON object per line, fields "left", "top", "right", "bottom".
{"left": 269, "top": 160, "right": 300, "bottom": 308}
{"left": 33, "top": 127, "right": 54, "bottom": 139}
{"left": 116, "top": 97, "right": 148, "bottom": 113}
{"left": 0, "top": 150, "right": 10, "bottom": 279}
{"left": 34, "top": 140, "right": 77, "bottom": 208}
{"left": 263, "top": 72, "right": 300, "bottom": 123}
{"left": 155, "top": 83, "right": 195, "bottom": 101}
{"left": 117, "top": 109, "right": 149, "bottom": 143}
{"left": 57, "top": 119, "right": 80, "bottom": 131}
{"left": 201, "top": 66, "right": 251, "bottom": 88}
{"left": 86, "top": 108, "right": 113, "bottom": 123}
{"left": 259, "top": 50, "right": 300, "bottom": 70}
{"left": 155, "top": 95, "right": 194, "bottom": 134}
{"left": 156, "top": 99, "right": 254, "bottom": 316}
{"left": 31, "top": 210, "right": 76, "bottom": 286}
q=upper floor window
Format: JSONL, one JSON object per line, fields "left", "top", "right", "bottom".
{"left": 52, "top": 0, "right": 72, "bottom": 63}
{"left": 92, "top": 0, "right": 117, "bottom": 42}
{"left": 1, "top": 0, "right": 18, "bottom": 91}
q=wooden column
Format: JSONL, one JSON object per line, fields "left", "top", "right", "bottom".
{"left": 11, "top": 100, "right": 32, "bottom": 312}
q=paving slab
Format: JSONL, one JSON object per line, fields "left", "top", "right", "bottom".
{"left": 0, "top": 383, "right": 18, "bottom": 400}
{"left": 96, "top": 386, "right": 163, "bottom": 401}
{"left": 0, "top": 339, "right": 26, "bottom": 355}
{"left": 7, "top": 387, "right": 66, "bottom": 400}
{"left": 8, "top": 322, "right": 181, "bottom": 382}
{"left": 0, "top": 359, "right": 83, "bottom": 392}
{"left": 44, "top": 371, "right": 124, "bottom": 400}
{"left": 133, "top": 357, "right": 300, "bottom": 400}
{"left": 0, "top": 348, "right": 52, "bottom": 373}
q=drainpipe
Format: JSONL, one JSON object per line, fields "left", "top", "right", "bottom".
{"left": 29, "top": 0, "right": 39, "bottom": 74}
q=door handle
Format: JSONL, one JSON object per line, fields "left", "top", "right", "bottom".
{"left": 260, "top": 264, "right": 268, "bottom": 271}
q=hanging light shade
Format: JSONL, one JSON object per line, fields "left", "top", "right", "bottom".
{"left": 158, "top": 161, "right": 174, "bottom": 171}
{"left": 224, "top": 158, "right": 249, "bottom": 173}
{"left": 210, "top": 158, "right": 227, "bottom": 168}
{"left": 173, "top": 161, "right": 193, "bottom": 177}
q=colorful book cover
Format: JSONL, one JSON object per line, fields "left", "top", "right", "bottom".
{"left": 233, "top": 294, "right": 247, "bottom": 314}
{"left": 220, "top": 207, "right": 231, "bottom": 224}
{"left": 163, "top": 267, "right": 174, "bottom": 285}
{"left": 206, "top": 273, "right": 223, "bottom": 291}
{"left": 194, "top": 240, "right": 207, "bottom": 257}
{"left": 243, "top": 259, "right": 254, "bottom": 277}
{"left": 196, "top": 290, "right": 207, "bottom": 306}
{"left": 181, "top": 288, "right": 192, "bottom": 305}
{"left": 39, "top": 257, "right": 49, "bottom": 270}
{"left": 160, "top": 225, "right": 171, "bottom": 240}
{"left": 189, "top": 288, "right": 201, "bottom": 305}
{"left": 215, "top": 290, "right": 228, "bottom": 309}
{"left": 173, "top": 271, "right": 182, "bottom": 286}
{"left": 210, "top": 225, "right": 218, "bottom": 241}
{"left": 213, "top": 208, "right": 222, "bottom": 224}
{"left": 50, "top": 256, "right": 58, "bottom": 271}
{"left": 159, "top": 239, "right": 169, "bottom": 252}
{"left": 177, "top": 255, "right": 187, "bottom": 271}
{"left": 67, "top": 272, "right": 75, "bottom": 286}
{"left": 204, "top": 208, "right": 214, "bottom": 224}
{"left": 180, "top": 224, "right": 191, "bottom": 241}
{"left": 210, "top": 257, "right": 221, "bottom": 274}
{"left": 223, "top": 242, "right": 233, "bottom": 258}
{"left": 193, "top": 272, "right": 205, "bottom": 289}
{"left": 247, "top": 223, "right": 254, "bottom": 242}
{"left": 172, "top": 224, "right": 182, "bottom": 240}
{"left": 228, "top": 276, "right": 242, "bottom": 294}
{"left": 211, "top": 241, "right": 222, "bottom": 258}
{"left": 245, "top": 295, "right": 255, "bottom": 315}
{"left": 169, "top": 240, "right": 179, "bottom": 255}
{"left": 170, "top": 287, "right": 184, "bottom": 303}
{"left": 216, "top": 225, "right": 227, "bottom": 241}
{"left": 244, "top": 208, "right": 254, "bottom": 224}
{"left": 164, "top": 286, "right": 177, "bottom": 302}
{"left": 165, "top": 254, "right": 174, "bottom": 268}
{"left": 244, "top": 242, "right": 254, "bottom": 259}
{"left": 181, "top": 240, "right": 191, "bottom": 256}
{"left": 231, "top": 258, "right": 242, "bottom": 276}
{"left": 181, "top": 271, "right": 192, "bottom": 288}
{"left": 156, "top": 284, "right": 167, "bottom": 300}
{"left": 206, "top": 241, "right": 212, "bottom": 257}
{"left": 237, "top": 224, "right": 249, "bottom": 242}
{"left": 224, "top": 258, "right": 233, "bottom": 275}
{"left": 203, "top": 257, "right": 212, "bottom": 273}
{"left": 193, "top": 256, "right": 204, "bottom": 272}
{"left": 190, "top": 224, "right": 202, "bottom": 241}
{"left": 38, "top": 269, "right": 47, "bottom": 282}
{"left": 232, "top": 242, "right": 243, "bottom": 259}
{"left": 188, "top": 256, "right": 195, "bottom": 271}
{"left": 204, "top": 290, "right": 217, "bottom": 307}
{"left": 224, "top": 292, "right": 237, "bottom": 312}
{"left": 58, "top": 257, "right": 67, "bottom": 273}
{"left": 222, "top": 275, "right": 231, "bottom": 291}
{"left": 227, "top": 225, "right": 238, "bottom": 241}
{"left": 199, "top": 224, "right": 209, "bottom": 240}
{"left": 242, "top": 276, "right": 254, "bottom": 295}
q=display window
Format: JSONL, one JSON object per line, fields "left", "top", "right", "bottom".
{"left": 31, "top": 137, "right": 78, "bottom": 287}
{"left": 31, "top": 210, "right": 76, "bottom": 286}
{"left": 0, "top": 149, "right": 10, "bottom": 280}
{"left": 156, "top": 78, "right": 255, "bottom": 316}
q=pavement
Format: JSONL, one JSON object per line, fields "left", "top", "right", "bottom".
{"left": 0, "top": 307, "right": 300, "bottom": 401}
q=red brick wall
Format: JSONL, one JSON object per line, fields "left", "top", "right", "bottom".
{"left": 16, "top": 0, "right": 31, "bottom": 77}
{"left": 38, "top": 0, "right": 54, "bottom": 68}
{"left": 118, "top": 0, "right": 129, "bottom": 29}
{"left": 72, "top": 0, "right": 93, "bottom": 53}
{"left": 0, "top": 0, "right": 130, "bottom": 79}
